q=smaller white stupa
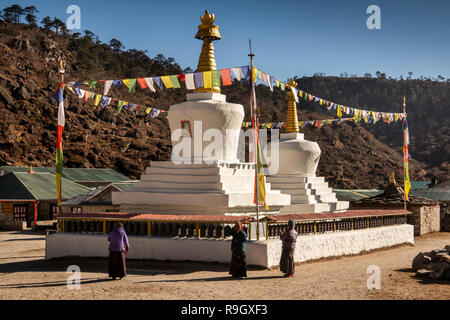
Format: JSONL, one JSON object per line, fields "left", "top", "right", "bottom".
{"left": 265, "top": 79, "right": 349, "bottom": 214}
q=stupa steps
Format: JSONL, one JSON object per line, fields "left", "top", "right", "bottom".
{"left": 276, "top": 187, "right": 333, "bottom": 196}
{"left": 149, "top": 161, "right": 255, "bottom": 170}
{"left": 291, "top": 193, "right": 338, "bottom": 204}
{"left": 266, "top": 176, "right": 325, "bottom": 184}
{"left": 113, "top": 191, "right": 289, "bottom": 208}
{"left": 279, "top": 201, "right": 350, "bottom": 214}
{"left": 145, "top": 166, "right": 255, "bottom": 177}
{"left": 133, "top": 180, "right": 273, "bottom": 193}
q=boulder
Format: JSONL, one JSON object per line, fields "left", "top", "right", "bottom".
{"left": 445, "top": 245, "right": 450, "bottom": 253}
{"left": 428, "top": 269, "right": 444, "bottom": 280}
{"left": 0, "top": 86, "right": 15, "bottom": 105}
{"left": 444, "top": 270, "right": 450, "bottom": 281}
{"left": 415, "top": 269, "right": 431, "bottom": 278}
{"left": 436, "top": 253, "right": 450, "bottom": 264}
{"left": 412, "top": 252, "right": 432, "bottom": 271}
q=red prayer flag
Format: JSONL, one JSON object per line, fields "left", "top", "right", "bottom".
{"left": 262, "top": 72, "right": 267, "bottom": 83}
{"left": 137, "top": 78, "right": 148, "bottom": 89}
{"left": 177, "top": 74, "right": 186, "bottom": 82}
{"left": 220, "top": 69, "right": 232, "bottom": 86}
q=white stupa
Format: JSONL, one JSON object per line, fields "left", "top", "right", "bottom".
{"left": 112, "top": 11, "right": 290, "bottom": 215}
{"left": 265, "top": 79, "right": 349, "bottom": 214}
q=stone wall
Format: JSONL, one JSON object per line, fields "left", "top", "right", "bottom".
{"left": 407, "top": 205, "right": 440, "bottom": 236}
{"left": 45, "top": 224, "right": 414, "bottom": 268}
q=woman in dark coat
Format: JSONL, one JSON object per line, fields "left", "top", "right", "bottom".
{"left": 280, "top": 220, "right": 297, "bottom": 277}
{"left": 107, "top": 222, "right": 130, "bottom": 280}
{"left": 229, "top": 222, "right": 247, "bottom": 278}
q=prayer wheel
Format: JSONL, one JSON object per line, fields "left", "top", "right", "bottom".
{"left": 224, "top": 225, "right": 232, "bottom": 237}
{"left": 125, "top": 221, "right": 132, "bottom": 234}
{"left": 199, "top": 224, "right": 207, "bottom": 238}
{"left": 139, "top": 222, "right": 147, "bottom": 236}
{"left": 76, "top": 220, "right": 82, "bottom": 233}
{"left": 151, "top": 223, "right": 158, "bottom": 236}
{"left": 165, "top": 223, "right": 172, "bottom": 237}
{"left": 187, "top": 224, "right": 195, "bottom": 237}
{"left": 215, "top": 225, "right": 223, "bottom": 238}
{"left": 95, "top": 221, "right": 102, "bottom": 233}
{"left": 207, "top": 224, "right": 215, "bottom": 238}
{"left": 157, "top": 223, "right": 165, "bottom": 236}
{"left": 172, "top": 223, "right": 180, "bottom": 237}
{"left": 180, "top": 224, "right": 188, "bottom": 237}
{"left": 89, "top": 221, "right": 95, "bottom": 232}
{"left": 132, "top": 222, "right": 139, "bottom": 235}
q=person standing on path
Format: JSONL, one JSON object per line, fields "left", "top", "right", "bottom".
{"left": 107, "top": 222, "right": 129, "bottom": 280}
{"left": 229, "top": 222, "right": 248, "bottom": 278}
{"left": 280, "top": 220, "right": 297, "bottom": 277}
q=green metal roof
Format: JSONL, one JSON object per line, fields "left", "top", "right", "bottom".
{"left": 0, "top": 172, "right": 91, "bottom": 201}
{"left": 1, "top": 167, "right": 132, "bottom": 183}
{"left": 411, "top": 189, "right": 450, "bottom": 202}
{"left": 333, "top": 189, "right": 384, "bottom": 202}
{"left": 411, "top": 181, "right": 432, "bottom": 190}
{"left": 112, "top": 182, "right": 137, "bottom": 191}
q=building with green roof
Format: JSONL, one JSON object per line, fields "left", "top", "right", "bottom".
{"left": 0, "top": 166, "right": 134, "bottom": 187}
{"left": 0, "top": 171, "right": 91, "bottom": 230}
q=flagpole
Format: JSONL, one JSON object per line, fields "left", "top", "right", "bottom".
{"left": 403, "top": 96, "right": 406, "bottom": 212}
{"left": 249, "top": 39, "right": 259, "bottom": 241}
{"left": 58, "top": 59, "right": 65, "bottom": 219}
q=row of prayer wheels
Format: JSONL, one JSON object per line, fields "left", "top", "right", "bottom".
{"left": 267, "top": 215, "right": 407, "bottom": 238}
{"left": 61, "top": 219, "right": 237, "bottom": 239}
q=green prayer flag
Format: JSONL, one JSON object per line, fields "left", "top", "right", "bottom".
{"left": 128, "top": 79, "right": 137, "bottom": 93}
{"left": 211, "top": 70, "right": 221, "bottom": 87}
{"left": 89, "top": 81, "right": 97, "bottom": 90}
{"left": 169, "top": 75, "right": 181, "bottom": 89}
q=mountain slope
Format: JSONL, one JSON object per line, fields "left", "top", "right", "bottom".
{"left": 0, "top": 21, "right": 435, "bottom": 189}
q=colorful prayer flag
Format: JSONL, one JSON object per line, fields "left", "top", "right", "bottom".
{"left": 221, "top": 69, "right": 232, "bottom": 86}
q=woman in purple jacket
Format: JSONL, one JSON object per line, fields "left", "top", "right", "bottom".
{"left": 107, "top": 222, "right": 130, "bottom": 280}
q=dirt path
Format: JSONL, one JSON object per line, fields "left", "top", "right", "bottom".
{"left": 0, "top": 231, "right": 448, "bottom": 300}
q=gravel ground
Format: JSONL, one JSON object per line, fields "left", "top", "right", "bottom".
{"left": 0, "top": 231, "right": 448, "bottom": 300}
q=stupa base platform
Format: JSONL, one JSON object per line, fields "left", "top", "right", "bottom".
{"left": 48, "top": 210, "right": 414, "bottom": 268}
{"left": 46, "top": 224, "right": 414, "bottom": 268}
{"left": 112, "top": 161, "right": 291, "bottom": 215}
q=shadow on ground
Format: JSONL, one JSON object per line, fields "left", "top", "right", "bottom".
{"left": 0, "top": 257, "right": 265, "bottom": 277}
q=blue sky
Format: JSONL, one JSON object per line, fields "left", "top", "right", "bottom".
{"left": 3, "top": 0, "right": 450, "bottom": 81}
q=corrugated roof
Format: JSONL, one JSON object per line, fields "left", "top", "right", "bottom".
{"left": 63, "top": 184, "right": 121, "bottom": 205}
{"left": 262, "top": 209, "right": 411, "bottom": 222}
{"left": 112, "top": 182, "right": 137, "bottom": 191}
{"left": 13, "top": 172, "right": 91, "bottom": 200}
{"left": 2, "top": 167, "right": 133, "bottom": 183}
{"left": 411, "top": 189, "right": 450, "bottom": 202}
{"left": 352, "top": 183, "right": 438, "bottom": 206}
{"left": 411, "top": 181, "right": 432, "bottom": 190}
{"left": 333, "top": 189, "right": 383, "bottom": 202}
{"left": 57, "top": 212, "right": 255, "bottom": 223}
{"left": 0, "top": 173, "right": 35, "bottom": 200}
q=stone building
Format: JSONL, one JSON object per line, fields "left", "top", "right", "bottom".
{"left": 0, "top": 171, "right": 90, "bottom": 230}
{"left": 351, "top": 183, "right": 440, "bottom": 236}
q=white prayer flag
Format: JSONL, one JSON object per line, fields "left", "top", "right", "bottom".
{"left": 268, "top": 76, "right": 273, "bottom": 92}
{"left": 144, "top": 77, "right": 156, "bottom": 92}
{"left": 231, "top": 67, "right": 243, "bottom": 81}
{"left": 290, "top": 87, "right": 299, "bottom": 103}
{"left": 185, "top": 73, "right": 196, "bottom": 90}
{"left": 103, "top": 80, "right": 113, "bottom": 96}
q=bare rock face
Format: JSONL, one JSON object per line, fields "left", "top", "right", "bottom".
{"left": 412, "top": 247, "right": 450, "bottom": 281}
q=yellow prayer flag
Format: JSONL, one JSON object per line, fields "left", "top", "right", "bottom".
{"left": 161, "top": 76, "right": 174, "bottom": 89}
{"left": 252, "top": 67, "right": 257, "bottom": 83}
{"left": 299, "top": 91, "right": 303, "bottom": 97}
{"left": 94, "top": 94, "right": 102, "bottom": 106}
{"left": 122, "top": 79, "right": 130, "bottom": 88}
{"left": 203, "top": 71, "right": 212, "bottom": 88}
{"left": 146, "top": 107, "right": 152, "bottom": 114}
{"left": 276, "top": 80, "right": 279, "bottom": 87}
{"left": 337, "top": 106, "right": 342, "bottom": 118}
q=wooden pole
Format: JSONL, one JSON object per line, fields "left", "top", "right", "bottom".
{"left": 403, "top": 96, "right": 407, "bottom": 211}
{"left": 249, "top": 39, "right": 259, "bottom": 241}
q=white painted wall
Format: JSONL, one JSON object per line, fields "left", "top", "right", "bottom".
{"left": 45, "top": 224, "right": 413, "bottom": 268}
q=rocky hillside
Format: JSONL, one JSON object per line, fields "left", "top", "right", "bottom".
{"left": 0, "top": 20, "right": 436, "bottom": 188}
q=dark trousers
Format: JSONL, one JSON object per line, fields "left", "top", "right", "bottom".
{"left": 109, "top": 251, "right": 126, "bottom": 278}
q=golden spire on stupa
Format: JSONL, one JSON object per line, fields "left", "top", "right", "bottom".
{"left": 194, "top": 10, "right": 221, "bottom": 93}
{"left": 284, "top": 79, "right": 300, "bottom": 133}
